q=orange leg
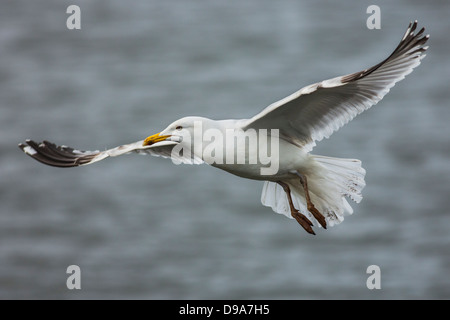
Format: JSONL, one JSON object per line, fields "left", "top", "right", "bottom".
{"left": 293, "top": 172, "right": 327, "bottom": 229}
{"left": 276, "top": 181, "right": 315, "bottom": 235}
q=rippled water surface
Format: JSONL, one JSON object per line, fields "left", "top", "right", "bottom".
{"left": 1, "top": 0, "right": 449, "bottom": 299}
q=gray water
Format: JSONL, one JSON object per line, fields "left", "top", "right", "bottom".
{"left": 1, "top": 0, "right": 449, "bottom": 299}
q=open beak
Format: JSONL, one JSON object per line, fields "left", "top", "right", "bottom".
{"left": 142, "top": 132, "right": 172, "bottom": 146}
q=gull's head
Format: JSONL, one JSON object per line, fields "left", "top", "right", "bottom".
{"left": 143, "top": 116, "right": 211, "bottom": 146}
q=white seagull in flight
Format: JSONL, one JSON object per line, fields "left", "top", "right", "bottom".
{"left": 20, "top": 22, "right": 429, "bottom": 234}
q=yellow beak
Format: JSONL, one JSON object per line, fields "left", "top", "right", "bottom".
{"left": 143, "top": 132, "right": 172, "bottom": 146}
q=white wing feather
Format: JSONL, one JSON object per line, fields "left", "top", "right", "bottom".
{"left": 242, "top": 21, "right": 429, "bottom": 152}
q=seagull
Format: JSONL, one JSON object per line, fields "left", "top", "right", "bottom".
{"left": 19, "top": 21, "right": 428, "bottom": 235}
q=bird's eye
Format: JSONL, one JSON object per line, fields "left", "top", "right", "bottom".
{"left": 175, "top": 126, "right": 183, "bottom": 130}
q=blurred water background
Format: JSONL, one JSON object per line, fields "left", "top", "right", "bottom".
{"left": 1, "top": 0, "right": 449, "bottom": 299}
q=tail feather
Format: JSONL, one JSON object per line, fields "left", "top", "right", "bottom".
{"left": 261, "top": 155, "right": 366, "bottom": 228}
{"left": 261, "top": 182, "right": 291, "bottom": 215}
{"left": 313, "top": 155, "right": 366, "bottom": 203}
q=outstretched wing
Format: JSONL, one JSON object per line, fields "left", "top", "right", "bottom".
{"left": 242, "top": 21, "right": 429, "bottom": 152}
{"left": 19, "top": 139, "right": 202, "bottom": 167}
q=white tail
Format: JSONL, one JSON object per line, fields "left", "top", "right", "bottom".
{"left": 261, "top": 155, "right": 366, "bottom": 227}
{"left": 312, "top": 155, "right": 366, "bottom": 204}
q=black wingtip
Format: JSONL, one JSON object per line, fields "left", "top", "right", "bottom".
{"left": 19, "top": 139, "right": 99, "bottom": 168}
{"left": 341, "top": 21, "right": 429, "bottom": 83}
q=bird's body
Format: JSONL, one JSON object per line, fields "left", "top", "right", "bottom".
{"left": 19, "top": 22, "right": 429, "bottom": 234}
{"left": 202, "top": 120, "right": 312, "bottom": 182}
{"left": 212, "top": 138, "right": 309, "bottom": 182}
{"left": 205, "top": 122, "right": 364, "bottom": 228}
